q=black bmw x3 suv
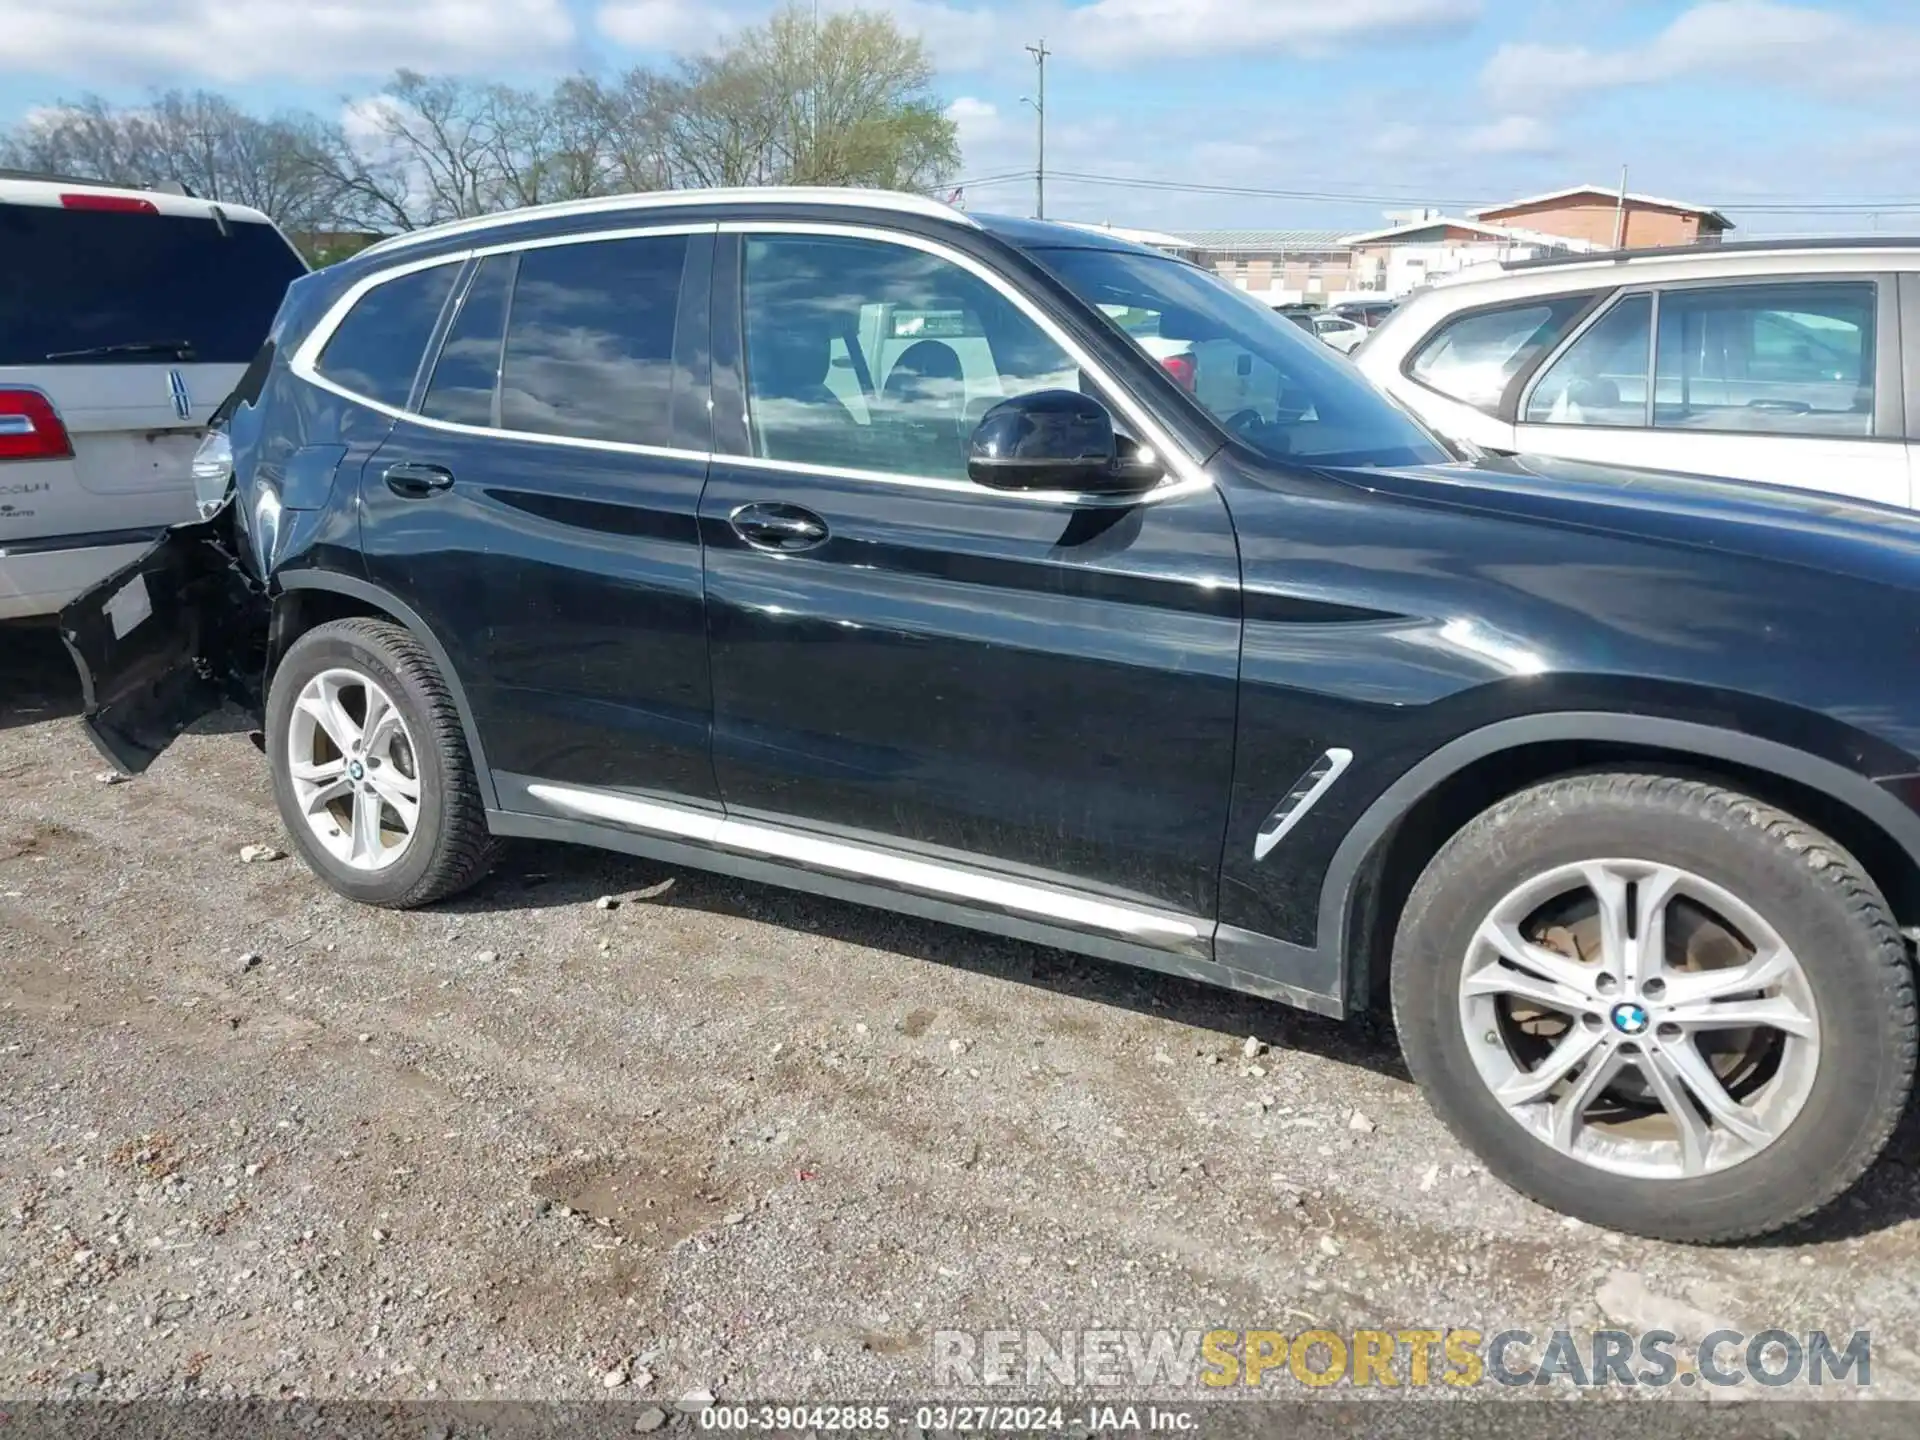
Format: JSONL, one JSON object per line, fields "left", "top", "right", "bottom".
{"left": 63, "top": 188, "right": 1920, "bottom": 1242}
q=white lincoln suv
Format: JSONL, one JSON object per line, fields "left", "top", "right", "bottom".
{"left": 0, "top": 175, "right": 306, "bottom": 620}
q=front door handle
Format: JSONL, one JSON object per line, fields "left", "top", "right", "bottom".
{"left": 384, "top": 461, "right": 455, "bottom": 498}
{"left": 730, "top": 502, "right": 829, "bottom": 552}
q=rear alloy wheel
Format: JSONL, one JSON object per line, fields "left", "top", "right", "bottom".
{"left": 267, "top": 618, "right": 497, "bottom": 908}
{"left": 287, "top": 668, "right": 423, "bottom": 873}
{"left": 1394, "top": 773, "right": 1916, "bottom": 1241}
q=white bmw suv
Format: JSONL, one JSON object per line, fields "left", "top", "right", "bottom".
{"left": 0, "top": 176, "right": 306, "bottom": 620}
{"left": 1355, "top": 239, "right": 1920, "bottom": 509}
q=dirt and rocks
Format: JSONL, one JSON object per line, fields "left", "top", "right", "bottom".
{"left": 5, "top": 624, "right": 1920, "bottom": 1415}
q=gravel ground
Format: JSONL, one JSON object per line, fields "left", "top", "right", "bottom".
{"left": 5, "top": 622, "right": 1920, "bottom": 1416}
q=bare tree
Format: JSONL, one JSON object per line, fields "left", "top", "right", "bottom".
{"left": 1, "top": 96, "right": 149, "bottom": 183}
{"left": 479, "top": 83, "right": 566, "bottom": 208}
{"left": 285, "top": 117, "right": 422, "bottom": 234}
{"left": 556, "top": 73, "right": 670, "bottom": 196}
{"left": 354, "top": 71, "right": 500, "bottom": 222}
{"left": 0, "top": 5, "right": 962, "bottom": 251}
{"left": 1, "top": 91, "right": 353, "bottom": 237}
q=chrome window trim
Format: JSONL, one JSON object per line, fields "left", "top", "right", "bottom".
{"left": 290, "top": 248, "right": 471, "bottom": 410}
{"left": 466, "top": 219, "right": 717, "bottom": 260}
{"left": 289, "top": 224, "right": 719, "bottom": 462}
{"left": 524, "top": 780, "right": 1204, "bottom": 948}
{"left": 357, "top": 187, "right": 977, "bottom": 261}
{"left": 289, "top": 219, "right": 1213, "bottom": 506}
{"left": 724, "top": 220, "right": 1212, "bottom": 505}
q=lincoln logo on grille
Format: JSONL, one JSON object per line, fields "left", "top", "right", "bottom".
{"left": 168, "top": 369, "right": 191, "bottom": 421}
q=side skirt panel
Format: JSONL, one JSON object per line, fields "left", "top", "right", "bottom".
{"left": 485, "top": 805, "right": 1336, "bottom": 1013}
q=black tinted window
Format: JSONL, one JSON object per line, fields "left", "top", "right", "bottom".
{"left": 499, "top": 235, "right": 687, "bottom": 444}
{"left": 0, "top": 205, "right": 305, "bottom": 366}
{"left": 316, "top": 263, "right": 458, "bottom": 408}
{"left": 422, "top": 255, "right": 512, "bottom": 427}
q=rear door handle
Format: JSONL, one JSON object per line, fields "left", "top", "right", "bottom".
{"left": 383, "top": 462, "right": 455, "bottom": 498}
{"left": 730, "top": 502, "right": 829, "bottom": 552}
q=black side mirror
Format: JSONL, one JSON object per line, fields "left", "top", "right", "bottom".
{"left": 966, "top": 390, "right": 1164, "bottom": 495}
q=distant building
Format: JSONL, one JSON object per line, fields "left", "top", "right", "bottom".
{"left": 1471, "top": 186, "right": 1734, "bottom": 250}
{"left": 1122, "top": 181, "right": 1730, "bottom": 309}
{"left": 1338, "top": 216, "right": 1595, "bottom": 298}
{"left": 1171, "top": 230, "right": 1354, "bottom": 305}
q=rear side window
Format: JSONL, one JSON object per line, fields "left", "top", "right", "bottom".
{"left": 498, "top": 235, "right": 688, "bottom": 445}
{"left": 1653, "top": 282, "right": 1874, "bottom": 437}
{"left": 316, "top": 263, "right": 459, "bottom": 409}
{"left": 0, "top": 205, "right": 306, "bottom": 367}
{"left": 1407, "top": 295, "right": 1592, "bottom": 412}
{"left": 422, "top": 255, "right": 513, "bottom": 427}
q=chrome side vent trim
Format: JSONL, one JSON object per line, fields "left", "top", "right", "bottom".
{"left": 1253, "top": 748, "right": 1354, "bottom": 862}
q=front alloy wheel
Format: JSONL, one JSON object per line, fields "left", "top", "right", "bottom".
{"left": 1460, "top": 859, "right": 1819, "bottom": 1180}
{"left": 1394, "top": 773, "right": 1916, "bottom": 1242}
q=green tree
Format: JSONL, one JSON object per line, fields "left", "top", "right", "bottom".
{"left": 662, "top": 5, "right": 960, "bottom": 190}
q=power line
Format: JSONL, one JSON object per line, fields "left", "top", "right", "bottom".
{"left": 950, "top": 166, "right": 1920, "bottom": 215}
{"left": 950, "top": 169, "right": 1033, "bottom": 186}
{"left": 955, "top": 171, "right": 1491, "bottom": 207}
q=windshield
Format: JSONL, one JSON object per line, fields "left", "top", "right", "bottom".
{"left": 1036, "top": 247, "right": 1446, "bottom": 468}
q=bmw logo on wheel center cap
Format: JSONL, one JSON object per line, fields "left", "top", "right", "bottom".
{"left": 1610, "top": 1001, "right": 1650, "bottom": 1036}
{"left": 348, "top": 760, "right": 366, "bottom": 781}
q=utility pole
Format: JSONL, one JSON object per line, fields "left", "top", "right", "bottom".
{"left": 1612, "top": 164, "right": 1629, "bottom": 249}
{"left": 1024, "top": 40, "right": 1050, "bottom": 220}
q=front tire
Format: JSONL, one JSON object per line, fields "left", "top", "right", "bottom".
{"left": 1392, "top": 773, "right": 1916, "bottom": 1242}
{"left": 266, "top": 618, "right": 497, "bottom": 908}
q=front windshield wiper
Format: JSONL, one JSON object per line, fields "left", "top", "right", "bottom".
{"left": 44, "top": 340, "right": 197, "bottom": 362}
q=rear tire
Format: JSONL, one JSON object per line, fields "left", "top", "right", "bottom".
{"left": 266, "top": 618, "right": 497, "bottom": 908}
{"left": 1392, "top": 772, "right": 1915, "bottom": 1242}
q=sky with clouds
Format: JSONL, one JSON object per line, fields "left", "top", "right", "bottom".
{"left": 2, "top": 0, "right": 1915, "bottom": 235}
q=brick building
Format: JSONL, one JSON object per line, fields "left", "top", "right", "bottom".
{"left": 1471, "top": 186, "right": 1733, "bottom": 250}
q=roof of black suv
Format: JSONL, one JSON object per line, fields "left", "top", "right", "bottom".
{"left": 348, "top": 187, "right": 1170, "bottom": 270}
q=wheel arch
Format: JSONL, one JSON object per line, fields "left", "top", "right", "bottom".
{"left": 269, "top": 573, "right": 497, "bottom": 810}
{"left": 1329, "top": 713, "right": 1920, "bottom": 1013}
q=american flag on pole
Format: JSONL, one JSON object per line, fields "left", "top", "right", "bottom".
{"left": 945, "top": 186, "right": 965, "bottom": 208}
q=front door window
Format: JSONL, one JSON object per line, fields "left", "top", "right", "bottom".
{"left": 740, "top": 234, "right": 1081, "bottom": 481}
